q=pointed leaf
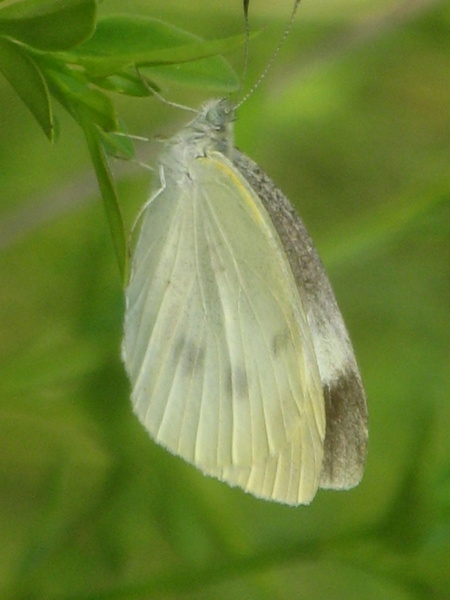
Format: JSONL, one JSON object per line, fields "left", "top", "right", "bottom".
{"left": 0, "top": 0, "right": 96, "bottom": 50}
{"left": 42, "top": 60, "right": 118, "bottom": 132}
{"left": 61, "top": 14, "right": 243, "bottom": 86}
{"left": 99, "top": 128, "right": 136, "bottom": 161}
{"left": 89, "top": 72, "right": 155, "bottom": 97}
{"left": 142, "top": 57, "right": 239, "bottom": 92}
{"left": 81, "top": 118, "right": 128, "bottom": 285}
{"left": 0, "top": 36, "right": 53, "bottom": 139}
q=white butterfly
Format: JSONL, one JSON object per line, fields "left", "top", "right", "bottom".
{"left": 122, "top": 99, "right": 368, "bottom": 505}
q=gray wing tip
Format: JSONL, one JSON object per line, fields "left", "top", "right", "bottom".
{"left": 319, "top": 368, "right": 368, "bottom": 490}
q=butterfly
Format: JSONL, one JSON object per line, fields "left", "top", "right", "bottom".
{"left": 122, "top": 98, "right": 368, "bottom": 505}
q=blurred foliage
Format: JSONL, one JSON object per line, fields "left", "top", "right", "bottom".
{"left": 0, "top": 0, "right": 449, "bottom": 599}
{"left": 0, "top": 0, "right": 241, "bottom": 284}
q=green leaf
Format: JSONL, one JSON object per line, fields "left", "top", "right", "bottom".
{"left": 60, "top": 14, "right": 243, "bottom": 87}
{"left": 89, "top": 72, "right": 156, "bottom": 97}
{"left": 99, "top": 127, "right": 136, "bottom": 161}
{"left": 137, "top": 33, "right": 248, "bottom": 67}
{"left": 0, "top": 0, "right": 96, "bottom": 51}
{"left": 81, "top": 118, "right": 128, "bottom": 286}
{"left": 70, "top": 14, "right": 233, "bottom": 58}
{"left": 41, "top": 60, "right": 118, "bottom": 132}
{"left": 142, "top": 57, "right": 239, "bottom": 92}
{"left": 0, "top": 35, "right": 53, "bottom": 139}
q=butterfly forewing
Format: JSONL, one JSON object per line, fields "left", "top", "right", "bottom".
{"left": 233, "top": 149, "right": 368, "bottom": 490}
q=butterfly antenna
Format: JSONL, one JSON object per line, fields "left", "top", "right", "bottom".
{"left": 136, "top": 66, "right": 198, "bottom": 115}
{"left": 236, "top": 0, "right": 251, "bottom": 101}
{"left": 236, "top": 0, "right": 302, "bottom": 109}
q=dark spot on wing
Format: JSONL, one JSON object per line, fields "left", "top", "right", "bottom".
{"left": 234, "top": 366, "right": 249, "bottom": 397}
{"left": 225, "top": 367, "right": 233, "bottom": 398}
{"left": 225, "top": 365, "right": 249, "bottom": 399}
{"left": 174, "top": 337, "right": 205, "bottom": 376}
{"left": 320, "top": 369, "right": 368, "bottom": 490}
{"left": 272, "top": 330, "right": 290, "bottom": 357}
{"left": 173, "top": 338, "right": 184, "bottom": 363}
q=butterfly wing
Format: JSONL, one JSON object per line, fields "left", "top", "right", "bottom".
{"left": 123, "top": 150, "right": 326, "bottom": 505}
{"left": 233, "top": 149, "right": 368, "bottom": 490}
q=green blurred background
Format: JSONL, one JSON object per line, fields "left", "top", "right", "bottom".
{"left": 1, "top": 0, "right": 449, "bottom": 598}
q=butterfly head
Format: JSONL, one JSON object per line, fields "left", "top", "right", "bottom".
{"left": 180, "top": 98, "right": 236, "bottom": 158}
